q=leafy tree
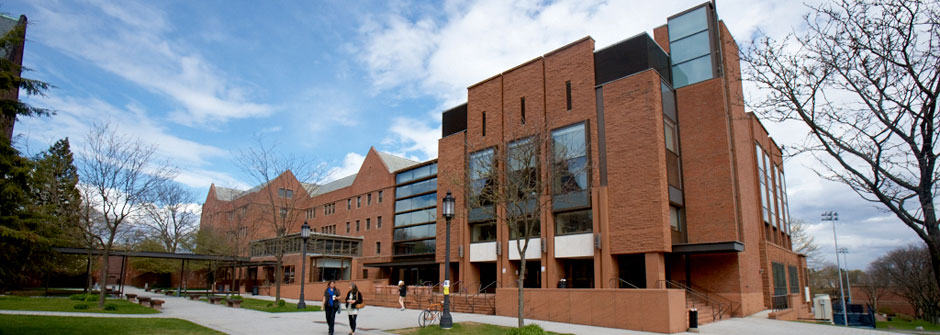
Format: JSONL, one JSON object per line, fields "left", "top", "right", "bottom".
{"left": 744, "top": 0, "right": 940, "bottom": 290}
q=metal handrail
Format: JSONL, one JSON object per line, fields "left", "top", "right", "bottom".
{"left": 608, "top": 277, "right": 641, "bottom": 289}
{"left": 658, "top": 279, "right": 729, "bottom": 321}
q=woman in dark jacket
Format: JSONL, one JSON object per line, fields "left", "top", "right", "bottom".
{"left": 345, "top": 283, "right": 364, "bottom": 335}
{"left": 322, "top": 281, "right": 340, "bottom": 335}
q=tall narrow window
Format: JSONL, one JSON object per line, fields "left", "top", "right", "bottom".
{"left": 356, "top": 220, "right": 360, "bottom": 232}
{"left": 377, "top": 216, "right": 382, "bottom": 228}
{"left": 366, "top": 218, "right": 371, "bottom": 230}
{"left": 347, "top": 199, "right": 351, "bottom": 210}
{"left": 357, "top": 196, "right": 361, "bottom": 208}
{"left": 482, "top": 112, "right": 487, "bottom": 137}
{"left": 376, "top": 242, "right": 381, "bottom": 255}
{"left": 378, "top": 190, "right": 383, "bottom": 203}
{"left": 520, "top": 97, "right": 526, "bottom": 124}
{"left": 565, "top": 81, "right": 572, "bottom": 110}
{"left": 367, "top": 193, "right": 372, "bottom": 205}
{"left": 346, "top": 222, "right": 350, "bottom": 233}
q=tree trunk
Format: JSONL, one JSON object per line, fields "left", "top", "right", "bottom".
{"left": 518, "top": 256, "right": 525, "bottom": 328}
{"left": 275, "top": 256, "right": 282, "bottom": 302}
{"left": 84, "top": 252, "right": 93, "bottom": 293}
{"left": 97, "top": 248, "right": 110, "bottom": 308}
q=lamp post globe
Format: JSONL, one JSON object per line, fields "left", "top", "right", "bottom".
{"left": 440, "top": 192, "right": 455, "bottom": 329}
{"left": 298, "top": 222, "right": 311, "bottom": 309}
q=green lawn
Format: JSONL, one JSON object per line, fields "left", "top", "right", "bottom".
{"left": 390, "top": 322, "right": 571, "bottom": 335}
{"left": 877, "top": 319, "right": 940, "bottom": 331}
{"left": 239, "top": 298, "right": 321, "bottom": 313}
{"left": 0, "top": 296, "right": 158, "bottom": 314}
{"left": 0, "top": 315, "right": 223, "bottom": 335}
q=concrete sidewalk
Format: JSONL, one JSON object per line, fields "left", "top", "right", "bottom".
{"left": 1, "top": 287, "right": 906, "bottom": 335}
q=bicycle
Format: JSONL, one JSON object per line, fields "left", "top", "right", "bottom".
{"left": 418, "top": 302, "right": 442, "bottom": 328}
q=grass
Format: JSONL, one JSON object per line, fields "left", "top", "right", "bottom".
{"left": 389, "top": 322, "right": 572, "bottom": 335}
{"left": 877, "top": 319, "right": 940, "bottom": 331}
{"left": 238, "top": 297, "right": 321, "bottom": 313}
{"left": 0, "top": 314, "right": 223, "bottom": 335}
{"left": 0, "top": 296, "right": 158, "bottom": 314}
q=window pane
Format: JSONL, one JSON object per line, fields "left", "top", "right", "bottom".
{"left": 394, "top": 239, "right": 436, "bottom": 255}
{"left": 394, "top": 207, "right": 436, "bottom": 226}
{"left": 393, "top": 223, "right": 436, "bottom": 241}
{"left": 669, "top": 206, "right": 682, "bottom": 231}
{"left": 555, "top": 210, "right": 593, "bottom": 235}
{"left": 672, "top": 55, "right": 713, "bottom": 88}
{"left": 395, "top": 192, "right": 437, "bottom": 212}
{"left": 668, "top": 6, "right": 708, "bottom": 41}
{"left": 670, "top": 30, "right": 711, "bottom": 64}
{"left": 552, "top": 123, "right": 589, "bottom": 194}
{"left": 396, "top": 178, "right": 437, "bottom": 199}
{"left": 471, "top": 221, "right": 497, "bottom": 242}
{"left": 664, "top": 121, "right": 677, "bottom": 152}
{"left": 470, "top": 148, "right": 496, "bottom": 206}
{"left": 509, "top": 219, "right": 540, "bottom": 239}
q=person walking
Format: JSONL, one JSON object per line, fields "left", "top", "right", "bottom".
{"left": 323, "top": 281, "right": 341, "bottom": 335}
{"left": 397, "top": 280, "right": 407, "bottom": 310}
{"left": 345, "top": 283, "right": 364, "bottom": 335}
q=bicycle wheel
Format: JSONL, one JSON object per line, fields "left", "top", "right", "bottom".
{"left": 418, "top": 310, "right": 433, "bottom": 328}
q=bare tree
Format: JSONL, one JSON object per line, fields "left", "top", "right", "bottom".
{"left": 222, "top": 200, "right": 259, "bottom": 295}
{"left": 790, "top": 219, "right": 821, "bottom": 266}
{"left": 236, "top": 138, "right": 319, "bottom": 302}
{"left": 463, "top": 128, "right": 586, "bottom": 328}
{"left": 76, "top": 185, "right": 107, "bottom": 293}
{"left": 858, "top": 265, "right": 890, "bottom": 311}
{"left": 141, "top": 182, "right": 197, "bottom": 253}
{"left": 870, "top": 244, "right": 940, "bottom": 321}
{"left": 743, "top": 0, "right": 940, "bottom": 289}
{"left": 80, "top": 123, "right": 176, "bottom": 307}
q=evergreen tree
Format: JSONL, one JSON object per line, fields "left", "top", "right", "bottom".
{"left": 0, "top": 137, "right": 50, "bottom": 291}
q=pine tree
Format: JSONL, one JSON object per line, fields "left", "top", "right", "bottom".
{"left": 0, "top": 137, "right": 50, "bottom": 291}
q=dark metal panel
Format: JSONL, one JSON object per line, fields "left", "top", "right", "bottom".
{"left": 442, "top": 103, "right": 468, "bottom": 137}
{"left": 671, "top": 241, "right": 744, "bottom": 254}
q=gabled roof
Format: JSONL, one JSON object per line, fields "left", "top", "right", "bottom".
{"left": 209, "top": 151, "right": 423, "bottom": 201}
{"left": 214, "top": 186, "right": 244, "bottom": 201}
{"left": 377, "top": 151, "right": 420, "bottom": 172}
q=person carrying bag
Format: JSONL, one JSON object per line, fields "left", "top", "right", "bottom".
{"left": 345, "top": 283, "right": 364, "bottom": 335}
{"left": 322, "top": 281, "right": 341, "bottom": 335}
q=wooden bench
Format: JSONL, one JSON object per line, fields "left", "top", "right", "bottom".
{"left": 188, "top": 294, "right": 202, "bottom": 300}
{"left": 226, "top": 299, "right": 242, "bottom": 308}
{"left": 150, "top": 299, "right": 165, "bottom": 310}
{"left": 137, "top": 296, "right": 151, "bottom": 305}
{"left": 125, "top": 293, "right": 137, "bottom": 301}
{"left": 208, "top": 296, "right": 225, "bottom": 304}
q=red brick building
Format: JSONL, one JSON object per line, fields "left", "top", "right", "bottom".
{"left": 200, "top": 3, "right": 809, "bottom": 332}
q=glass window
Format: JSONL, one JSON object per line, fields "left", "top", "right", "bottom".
{"left": 669, "top": 206, "right": 682, "bottom": 231}
{"left": 377, "top": 216, "right": 382, "bottom": 228}
{"left": 508, "top": 137, "right": 538, "bottom": 199}
{"left": 396, "top": 163, "right": 438, "bottom": 184}
{"left": 395, "top": 192, "right": 437, "bottom": 212}
{"left": 366, "top": 218, "right": 371, "bottom": 230}
{"left": 756, "top": 144, "right": 770, "bottom": 223}
{"left": 788, "top": 265, "right": 800, "bottom": 294}
{"left": 668, "top": 6, "right": 708, "bottom": 41}
{"left": 396, "top": 178, "right": 437, "bottom": 199}
{"left": 670, "top": 30, "right": 711, "bottom": 64}
{"left": 394, "top": 207, "right": 436, "bottom": 226}
{"left": 672, "top": 55, "right": 713, "bottom": 88}
{"left": 470, "top": 148, "right": 496, "bottom": 207}
{"left": 555, "top": 210, "right": 592, "bottom": 235}
{"left": 368, "top": 193, "right": 372, "bottom": 205}
{"left": 357, "top": 196, "right": 361, "bottom": 208}
{"left": 393, "top": 223, "right": 436, "bottom": 241}
{"left": 379, "top": 190, "right": 383, "bottom": 202}
{"left": 552, "top": 123, "right": 589, "bottom": 194}
{"left": 356, "top": 220, "right": 360, "bottom": 232}
{"left": 664, "top": 120, "right": 678, "bottom": 153}
{"left": 394, "top": 239, "right": 436, "bottom": 256}
{"left": 509, "top": 219, "right": 540, "bottom": 239}
{"left": 471, "top": 221, "right": 497, "bottom": 242}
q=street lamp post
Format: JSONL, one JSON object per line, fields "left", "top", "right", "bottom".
{"left": 298, "top": 222, "right": 311, "bottom": 309}
{"left": 440, "top": 192, "right": 455, "bottom": 329}
{"left": 839, "top": 248, "right": 852, "bottom": 303}
{"left": 822, "top": 211, "right": 848, "bottom": 326}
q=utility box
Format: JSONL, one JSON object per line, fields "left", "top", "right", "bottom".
{"left": 813, "top": 294, "right": 832, "bottom": 320}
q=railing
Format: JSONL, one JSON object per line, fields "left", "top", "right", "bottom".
{"left": 608, "top": 277, "right": 641, "bottom": 289}
{"left": 658, "top": 279, "right": 731, "bottom": 322}
{"left": 771, "top": 294, "right": 788, "bottom": 311}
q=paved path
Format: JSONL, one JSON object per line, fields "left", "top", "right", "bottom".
{"left": 0, "top": 287, "right": 907, "bottom": 335}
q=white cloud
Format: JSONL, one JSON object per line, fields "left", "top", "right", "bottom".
{"left": 323, "top": 152, "right": 366, "bottom": 182}
{"left": 383, "top": 115, "right": 441, "bottom": 161}
{"left": 26, "top": 1, "right": 271, "bottom": 126}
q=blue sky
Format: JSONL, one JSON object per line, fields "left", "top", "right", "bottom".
{"left": 4, "top": 0, "right": 921, "bottom": 268}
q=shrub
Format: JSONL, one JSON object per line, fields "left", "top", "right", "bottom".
{"left": 104, "top": 303, "right": 118, "bottom": 311}
{"left": 505, "top": 324, "right": 546, "bottom": 335}
{"left": 73, "top": 303, "right": 90, "bottom": 310}
{"left": 229, "top": 295, "right": 243, "bottom": 301}
{"left": 277, "top": 300, "right": 286, "bottom": 307}
{"left": 69, "top": 294, "right": 85, "bottom": 301}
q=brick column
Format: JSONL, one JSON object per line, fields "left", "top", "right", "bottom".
{"left": 645, "top": 252, "right": 666, "bottom": 288}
